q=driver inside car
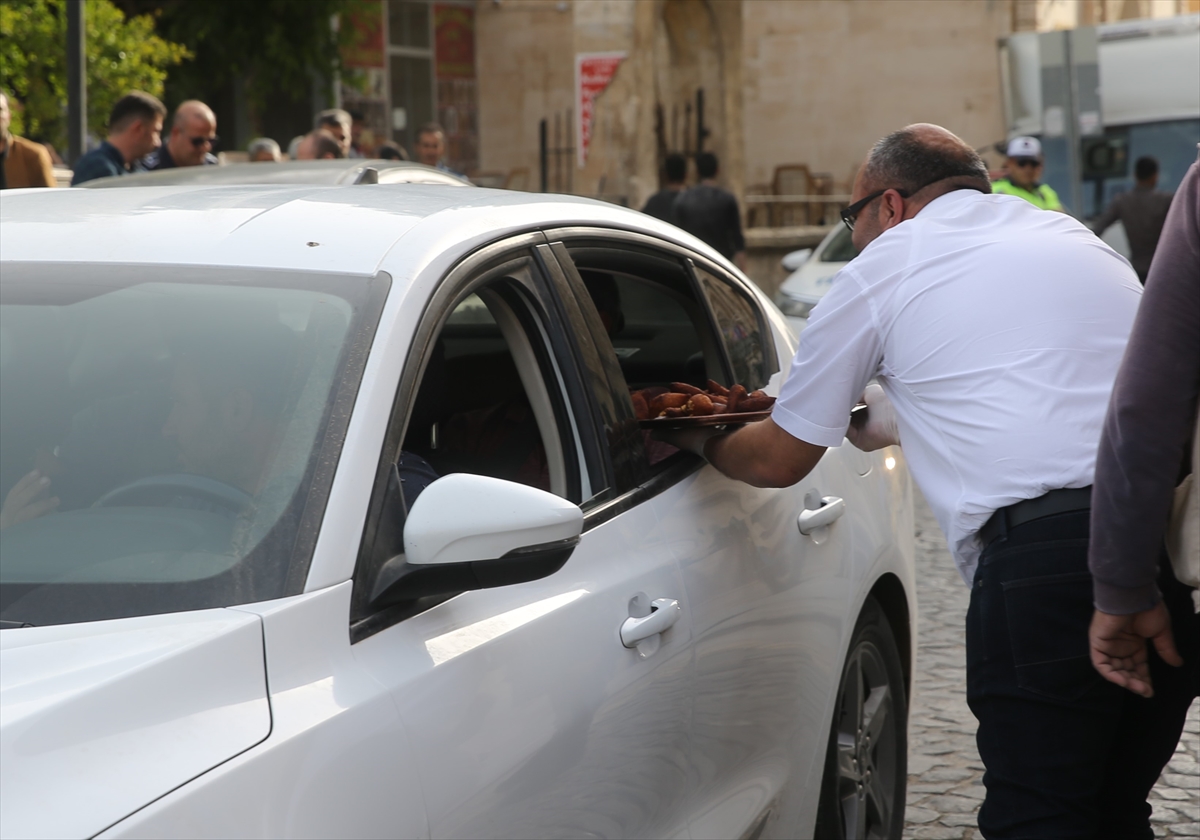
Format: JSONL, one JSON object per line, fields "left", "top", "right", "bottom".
{"left": 0, "top": 324, "right": 297, "bottom": 530}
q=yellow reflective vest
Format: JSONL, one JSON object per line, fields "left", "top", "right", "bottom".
{"left": 992, "top": 178, "right": 1063, "bottom": 211}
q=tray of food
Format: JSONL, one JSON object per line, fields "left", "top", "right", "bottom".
{"left": 633, "top": 380, "right": 776, "bottom": 429}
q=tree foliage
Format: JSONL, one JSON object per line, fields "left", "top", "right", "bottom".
{"left": 111, "top": 0, "right": 354, "bottom": 113}
{"left": 0, "top": 0, "right": 189, "bottom": 149}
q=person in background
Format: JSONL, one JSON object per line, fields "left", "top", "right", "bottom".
{"left": 70, "top": 92, "right": 165, "bottom": 185}
{"left": 142, "top": 100, "right": 218, "bottom": 170}
{"left": 247, "top": 137, "right": 281, "bottom": 163}
{"left": 348, "top": 109, "right": 368, "bottom": 158}
{"left": 992, "top": 136, "right": 1064, "bottom": 211}
{"left": 1092, "top": 156, "right": 1175, "bottom": 284}
{"left": 294, "top": 130, "right": 343, "bottom": 161}
{"left": 673, "top": 151, "right": 747, "bottom": 270}
{"left": 641, "top": 152, "right": 687, "bottom": 225}
{"left": 0, "top": 90, "right": 55, "bottom": 189}
{"left": 1088, "top": 150, "right": 1198, "bottom": 712}
{"left": 414, "top": 123, "right": 467, "bottom": 180}
{"left": 315, "top": 109, "right": 352, "bottom": 159}
{"left": 376, "top": 140, "right": 408, "bottom": 161}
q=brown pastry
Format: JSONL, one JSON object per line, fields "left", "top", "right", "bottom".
{"left": 631, "top": 391, "right": 651, "bottom": 420}
{"left": 669, "top": 382, "right": 703, "bottom": 396}
{"left": 726, "top": 384, "right": 747, "bottom": 413}
{"left": 662, "top": 406, "right": 687, "bottom": 418}
{"left": 706, "top": 379, "right": 730, "bottom": 397}
{"left": 738, "top": 395, "right": 774, "bottom": 411}
{"left": 640, "top": 385, "right": 669, "bottom": 400}
{"left": 688, "top": 393, "right": 715, "bottom": 416}
{"left": 650, "top": 392, "right": 690, "bottom": 415}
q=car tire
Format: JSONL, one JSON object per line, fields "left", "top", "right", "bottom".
{"left": 814, "top": 596, "right": 908, "bottom": 839}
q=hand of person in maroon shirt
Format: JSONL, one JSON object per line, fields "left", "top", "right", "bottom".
{"left": 1089, "top": 603, "right": 1182, "bottom": 697}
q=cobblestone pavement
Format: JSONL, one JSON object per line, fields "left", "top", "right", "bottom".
{"left": 903, "top": 493, "right": 1200, "bottom": 840}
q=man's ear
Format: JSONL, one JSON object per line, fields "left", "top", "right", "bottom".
{"left": 879, "top": 189, "right": 908, "bottom": 230}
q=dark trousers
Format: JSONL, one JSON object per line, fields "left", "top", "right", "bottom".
{"left": 966, "top": 509, "right": 1199, "bottom": 840}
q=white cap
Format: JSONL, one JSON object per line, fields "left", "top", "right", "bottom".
{"left": 1007, "top": 136, "right": 1042, "bottom": 158}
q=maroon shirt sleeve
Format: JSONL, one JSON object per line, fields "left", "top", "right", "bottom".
{"left": 1089, "top": 158, "right": 1200, "bottom": 614}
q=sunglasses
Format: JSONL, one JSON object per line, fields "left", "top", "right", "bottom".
{"left": 1012, "top": 157, "right": 1041, "bottom": 168}
{"left": 840, "top": 188, "right": 911, "bottom": 232}
{"left": 189, "top": 134, "right": 219, "bottom": 149}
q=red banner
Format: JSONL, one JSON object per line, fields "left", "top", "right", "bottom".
{"left": 576, "top": 52, "right": 625, "bottom": 168}
{"left": 342, "top": 0, "right": 384, "bottom": 69}
{"left": 434, "top": 4, "right": 475, "bottom": 80}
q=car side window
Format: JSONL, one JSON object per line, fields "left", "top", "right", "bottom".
{"left": 558, "top": 243, "right": 730, "bottom": 482}
{"left": 351, "top": 254, "right": 592, "bottom": 635}
{"left": 692, "top": 264, "right": 774, "bottom": 392}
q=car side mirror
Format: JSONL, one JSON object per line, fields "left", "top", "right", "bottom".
{"left": 781, "top": 248, "right": 813, "bottom": 271}
{"left": 368, "top": 474, "right": 583, "bottom": 610}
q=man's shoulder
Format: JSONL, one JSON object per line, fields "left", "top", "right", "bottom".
{"left": 70, "top": 145, "right": 123, "bottom": 184}
{"left": 141, "top": 147, "right": 172, "bottom": 170}
{"left": 11, "top": 134, "right": 50, "bottom": 162}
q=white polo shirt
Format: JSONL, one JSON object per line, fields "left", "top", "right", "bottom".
{"left": 773, "top": 189, "right": 1142, "bottom": 584}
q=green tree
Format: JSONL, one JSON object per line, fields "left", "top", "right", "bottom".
{"left": 0, "top": 0, "right": 188, "bottom": 150}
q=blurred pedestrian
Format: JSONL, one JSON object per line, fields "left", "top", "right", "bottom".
{"left": 70, "top": 92, "right": 165, "bottom": 185}
{"left": 1088, "top": 149, "right": 1198, "bottom": 707}
{"left": 376, "top": 140, "right": 408, "bottom": 161}
{"left": 1092, "top": 156, "right": 1174, "bottom": 284}
{"left": 673, "top": 152, "right": 747, "bottom": 270}
{"left": 142, "top": 100, "right": 218, "bottom": 170}
{"left": 294, "top": 130, "right": 343, "bottom": 161}
{"left": 660, "top": 124, "right": 1149, "bottom": 838}
{"left": 287, "top": 135, "right": 304, "bottom": 161}
{"left": 348, "top": 109, "right": 368, "bottom": 158}
{"left": 247, "top": 138, "right": 281, "bottom": 163}
{"left": 315, "top": 109, "right": 352, "bottom": 159}
{"left": 992, "top": 136, "right": 1064, "bottom": 211}
{"left": 414, "top": 123, "right": 467, "bottom": 180}
{"left": 641, "top": 152, "right": 686, "bottom": 225}
{"left": 0, "top": 90, "right": 55, "bottom": 189}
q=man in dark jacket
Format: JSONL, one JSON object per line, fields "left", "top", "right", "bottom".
{"left": 70, "top": 92, "right": 165, "bottom": 185}
{"left": 673, "top": 152, "right": 746, "bottom": 270}
{"left": 1092, "top": 156, "right": 1175, "bottom": 283}
{"left": 641, "top": 153, "right": 686, "bottom": 224}
{"left": 141, "top": 100, "right": 218, "bottom": 171}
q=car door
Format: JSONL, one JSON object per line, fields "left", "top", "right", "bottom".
{"left": 548, "top": 232, "right": 859, "bottom": 840}
{"left": 348, "top": 238, "right": 695, "bottom": 840}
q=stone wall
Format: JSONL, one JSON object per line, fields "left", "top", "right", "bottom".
{"left": 740, "top": 0, "right": 1013, "bottom": 194}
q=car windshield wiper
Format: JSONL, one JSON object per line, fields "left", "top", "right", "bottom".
{"left": 0, "top": 619, "right": 35, "bottom": 629}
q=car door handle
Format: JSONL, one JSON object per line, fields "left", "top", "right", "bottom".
{"left": 797, "top": 496, "right": 846, "bottom": 535}
{"left": 620, "top": 598, "right": 681, "bottom": 648}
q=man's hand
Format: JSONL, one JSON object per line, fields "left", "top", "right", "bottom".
{"left": 0, "top": 470, "right": 60, "bottom": 531}
{"left": 845, "top": 383, "right": 900, "bottom": 452}
{"left": 1088, "top": 603, "right": 1182, "bottom": 698}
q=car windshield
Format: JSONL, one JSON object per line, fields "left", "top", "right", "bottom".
{"left": 0, "top": 266, "right": 385, "bottom": 627}
{"left": 821, "top": 224, "right": 860, "bottom": 262}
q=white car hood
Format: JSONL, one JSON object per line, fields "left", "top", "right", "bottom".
{"left": 0, "top": 609, "right": 270, "bottom": 839}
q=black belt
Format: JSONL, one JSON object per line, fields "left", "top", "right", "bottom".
{"left": 979, "top": 486, "right": 1092, "bottom": 547}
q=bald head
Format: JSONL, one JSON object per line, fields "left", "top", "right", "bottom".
{"left": 848, "top": 124, "right": 991, "bottom": 251}
{"left": 167, "top": 100, "right": 217, "bottom": 166}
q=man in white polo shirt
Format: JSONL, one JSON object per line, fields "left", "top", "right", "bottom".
{"left": 663, "top": 124, "right": 1190, "bottom": 838}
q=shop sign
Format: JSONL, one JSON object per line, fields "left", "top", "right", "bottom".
{"left": 435, "top": 4, "right": 475, "bottom": 79}
{"left": 576, "top": 52, "right": 625, "bottom": 168}
{"left": 342, "top": 0, "right": 385, "bottom": 69}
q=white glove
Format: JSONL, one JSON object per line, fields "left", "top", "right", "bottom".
{"left": 845, "top": 384, "right": 900, "bottom": 452}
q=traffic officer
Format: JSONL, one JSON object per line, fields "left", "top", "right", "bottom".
{"left": 660, "top": 124, "right": 1185, "bottom": 838}
{"left": 992, "top": 135, "right": 1064, "bottom": 211}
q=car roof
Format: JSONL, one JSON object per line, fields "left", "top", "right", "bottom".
{"left": 77, "top": 160, "right": 472, "bottom": 189}
{"left": 0, "top": 184, "right": 725, "bottom": 278}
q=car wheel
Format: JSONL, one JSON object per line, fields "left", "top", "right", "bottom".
{"left": 814, "top": 596, "right": 908, "bottom": 839}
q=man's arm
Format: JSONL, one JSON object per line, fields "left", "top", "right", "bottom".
{"left": 1091, "top": 192, "right": 1123, "bottom": 235}
{"left": 666, "top": 418, "right": 826, "bottom": 488}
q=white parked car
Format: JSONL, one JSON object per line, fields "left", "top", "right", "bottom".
{"left": 775, "top": 223, "right": 860, "bottom": 335}
{"left": 0, "top": 184, "right": 914, "bottom": 840}
{"left": 77, "top": 158, "right": 473, "bottom": 188}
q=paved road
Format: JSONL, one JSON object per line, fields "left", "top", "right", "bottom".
{"left": 903, "top": 493, "right": 1200, "bottom": 839}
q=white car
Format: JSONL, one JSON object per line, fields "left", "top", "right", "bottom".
{"left": 0, "top": 184, "right": 914, "bottom": 840}
{"left": 77, "top": 159, "right": 473, "bottom": 188}
{"left": 775, "top": 224, "right": 860, "bottom": 335}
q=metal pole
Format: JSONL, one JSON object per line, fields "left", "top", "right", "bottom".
{"left": 539, "top": 118, "right": 548, "bottom": 193}
{"left": 66, "top": 0, "right": 87, "bottom": 164}
{"left": 696, "top": 88, "right": 706, "bottom": 153}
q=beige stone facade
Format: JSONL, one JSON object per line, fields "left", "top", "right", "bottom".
{"left": 475, "top": 0, "right": 1019, "bottom": 209}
